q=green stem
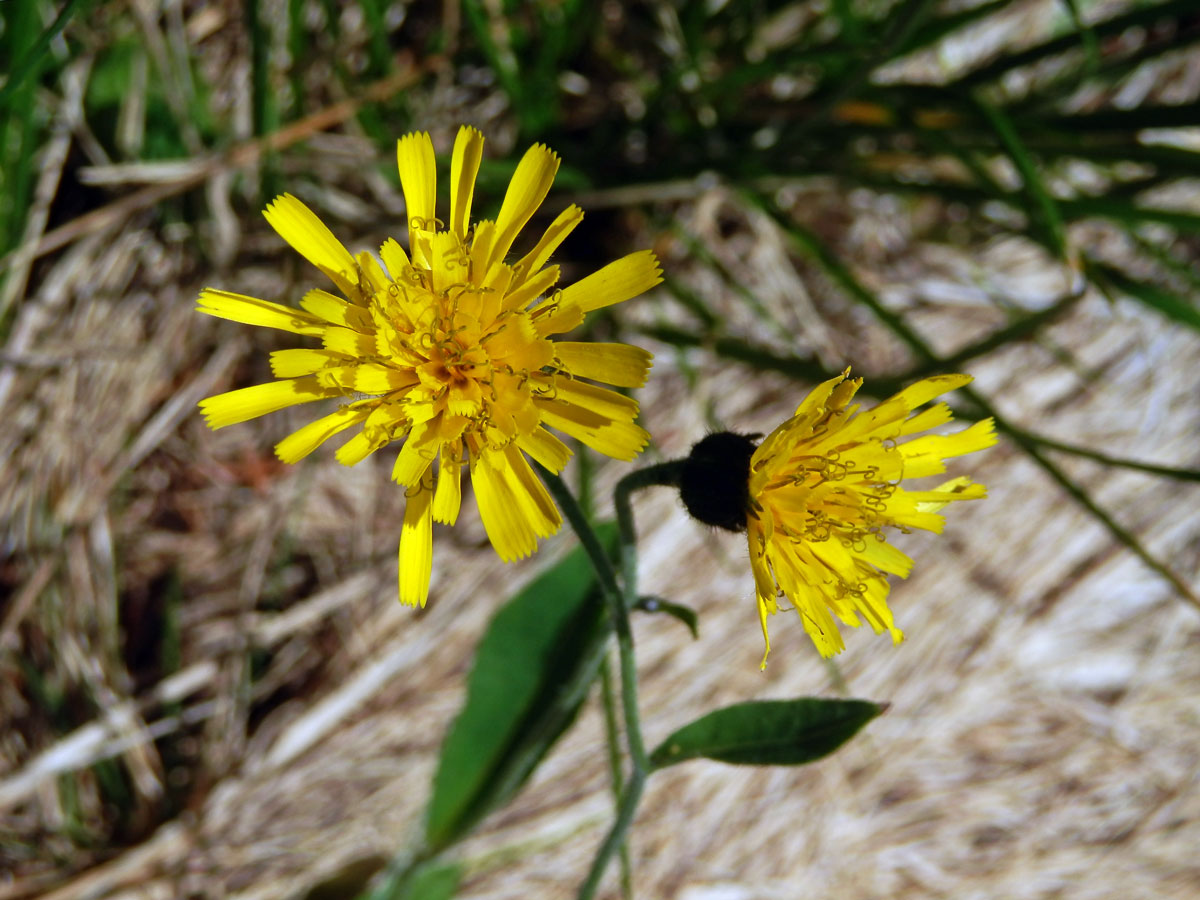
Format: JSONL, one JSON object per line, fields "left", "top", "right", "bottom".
{"left": 1011, "top": 428, "right": 1200, "bottom": 482}
{"left": 578, "top": 769, "right": 646, "bottom": 900}
{"left": 540, "top": 469, "right": 621, "bottom": 600}
{"left": 539, "top": 462, "right": 686, "bottom": 899}
{"left": 612, "top": 461, "right": 686, "bottom": 767}
{"left": 600, "top": 657, "right": 633, "bottom": 899}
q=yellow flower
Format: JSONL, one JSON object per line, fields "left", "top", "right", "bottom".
{"left": 746, "top": 370, "right": 996, "bottom": 666}
{"left": 198, "top": 126, "right": 661, "bottom": 606}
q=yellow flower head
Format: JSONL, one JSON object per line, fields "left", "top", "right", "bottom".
{"left": 198, "top": 126, "right": 661, "bottom": 606}
{"left": 744, "top": 370, "right": 996, "bottom": 666}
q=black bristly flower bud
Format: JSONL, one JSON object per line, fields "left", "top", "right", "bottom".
{"left": 678, "top": 431, "right": 759, "bottom": 532}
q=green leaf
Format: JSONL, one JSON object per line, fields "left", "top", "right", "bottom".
{"left": 649, "top": 698, "right": 885, "bottom": 769}
{"left": 358, "top": 859, "right": 462, "bottom": 900}
{"left": 424, "top": 526, "right": 617, "bottom": 851}
{"left": 634, "top": 596, "right": 699, "bottom": 639}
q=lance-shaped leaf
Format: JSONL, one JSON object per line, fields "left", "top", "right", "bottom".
{"left": 424, "top": 525, "right": 617, "bottom": 851}
{"left": 649, "top": 698, "right": 885, "bottom": 770}
{"left": 360, "top": 860, "right": 463, "bottom": 900}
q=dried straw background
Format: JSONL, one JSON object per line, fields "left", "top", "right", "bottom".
{"left": 3, "top": 19, "right": 1200, "bottom": 900}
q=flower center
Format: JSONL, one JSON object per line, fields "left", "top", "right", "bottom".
{"left": 370, "top": 265, "right": 555, "bottom": 448}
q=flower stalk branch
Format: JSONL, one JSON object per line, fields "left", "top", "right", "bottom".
{"left": 542, "top": 462, "right": 685, "bottom": 899}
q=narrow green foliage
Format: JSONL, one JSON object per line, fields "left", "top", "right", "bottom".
{"left": 649, "top": 698, "right": 885, "bottom": 769}
{"left": 1057, "top": 0, "right": 1100, "bottom": 76}
{"left": 425, "top": 525, "right": 618, "bottom": 851}
{"left": 362, "top": 860, "right": 463, "bottom": 900}
{"left": 635, "top": 323, "right": 831, "bottom": 385}
{"left": 747, "top": 192, "right": 936, "bottom": 363}
{"left": 1091, "top": 263, "right": 1200, "bottom": 333}
{"left": 245, "top": 0, "right": 275, "bottom": 137}
{"left": 0, "top": 0, "right": 49, "bottom": 256}
{"left": 894, "top": 0, "right": 1012, "bottom": 58}
{"left": 974, "top": 96, "right": 1067, "bottom": 259}
{"left": 662, "top": 274, "right": 720, "bottom": 330}
{"left": 357, "top": 0, "right": 394, "bottom": 75}
{"left": 959, "top": 0, "right": 1197, "bottom": 89}
{"left": 634, "top": 596, "right": 699, "bottom": 639}
{"left": 1063, "top": 198, "right": 1200, "bottom": 234}
{"left": 0, "top": 0, "right": 87, "bottom": 107}
{"left": 287, "top": 0, "right": 310, "bottom": 120}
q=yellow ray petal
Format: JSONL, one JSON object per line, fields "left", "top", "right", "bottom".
{"left": 433, "top": 443, "right": 463, "bottom": 525}
{"left": 312, "top": 362, "right": 417, "bottom": 395}
{"left": 356, "top": 250, "right": 388, "bottom": 297}
{"left": 500, "top": 444, "right": 562, "bottom": 539}
{"left": 196, "top": 289, "right": 326, "bottom": 336}
{"left": 553, "top": 342, "right": 653, "bottom": 388}
{"left": 486, "top": 314, "right": 553, "bottom": 372}
{"left": 399, "top": 482, "right": 434, "bottom": 607}
{"left": 899, "top": 418, "right": 997, "bottom": 477}
{"left": 854, "top": 537, "right": 914, "bottom": 578}
{"left": 793, "top": 368, "right": 852, "bottom": 419}
{"left": 392, "top": 421, "right": 439, "bottom": 486}
{"left": 397, "top": 131, "right": 438, "bottom": 261}
{"left": 469, "top": 220, "right": 496, "bottom": 285}
{"left": 270, "top": 348, "right": 346, "bottom": 377}
{"left": 557, "top": 250, "right": 662, "bottom": 313}
{"left": 472, "top": 453, "right": 538, "bottom": 561}
{"left": 482, "top": 259, "right": 514, "bottom": 295}
{"left": 322, "top": 325, "right": 377, "bottom": 358}
{"left": 447, "top": 377, "right": 483, "bottom": 417}
{"left": 430, "top": 230, "right": 470, "bottom": 296}
{"left": 913, "top": 477, "right": 988, "bottom": 512}
{"left": 501, "top": 265, "right": 559, "bottom": 312}
{"left": 275, "top": 405, "right": 370, "bottom": 463}
{"left": 199, "top": 377, "right": 333, "bottom": 429}
{"left": 516, "top": 427, "right": 572, "bottom": 473}
{"left": 533, "top": 298, "right": 584, "bottom": 337}
{"left": 835, "top": 374, "right": 972, "bottom": 445}
{"left": 449, "top": 125, "right": 484, "bottom": 240}
{"left": 379, "top": 237, "right": 411, "bottom": 282}
{"left": 536, "top": 399, "right": 649, "bottom": 460}
{"left": 299, "top": 289, "right": 374, "bottom": 331}
{"left": 547, "top": 377, "right": 640, "bottom": 422}
{"left": 263, "top": 194, "right": 359, "bottom": 297}
{"left": 488, "top": 142, "right": 560, "bottom": 269}
{"left": 512, "top": 204, "right": 583, "bottom": 285}
{"left": 889, "top": 373, "right": 972, "bottom": 411}
{"left": 896, "top": 401, "right": 954, "bottom": 436}
{"left": 757, "top": 591, "right": 773, "bottom": 670}
{"left": 336, "top": 430, "right": 386, "bottom": 466}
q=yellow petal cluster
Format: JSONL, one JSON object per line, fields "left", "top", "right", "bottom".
{"left": 198, "top": 126, "right": 661, "bottom": 606}
{"left": 747, "top": 370, "right": 996, "bottom": 666}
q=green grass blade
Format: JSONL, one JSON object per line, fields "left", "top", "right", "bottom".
{"left": 1063, "top": 197, "right": 1200, "bottom": 234}
{"left": 0, "top": 0, "right": 88, "bottom": 108}
{"left": 894, "top": 0, "right": 1012, "bottom": 57}
{"left": 1057, "top": 0, "right": 1100, "bottom": 75}
{"left": 974, "top": 95, "right": 1068, "bottom": 259}
{"left": 743, "top": 189, "right": 936, "bottom": 362}
{"left": 958, "top": 0, "right": 1196, "bottom": 89}
{"left": 1090, "top": 262, "right": 1200, "bottom": 333}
